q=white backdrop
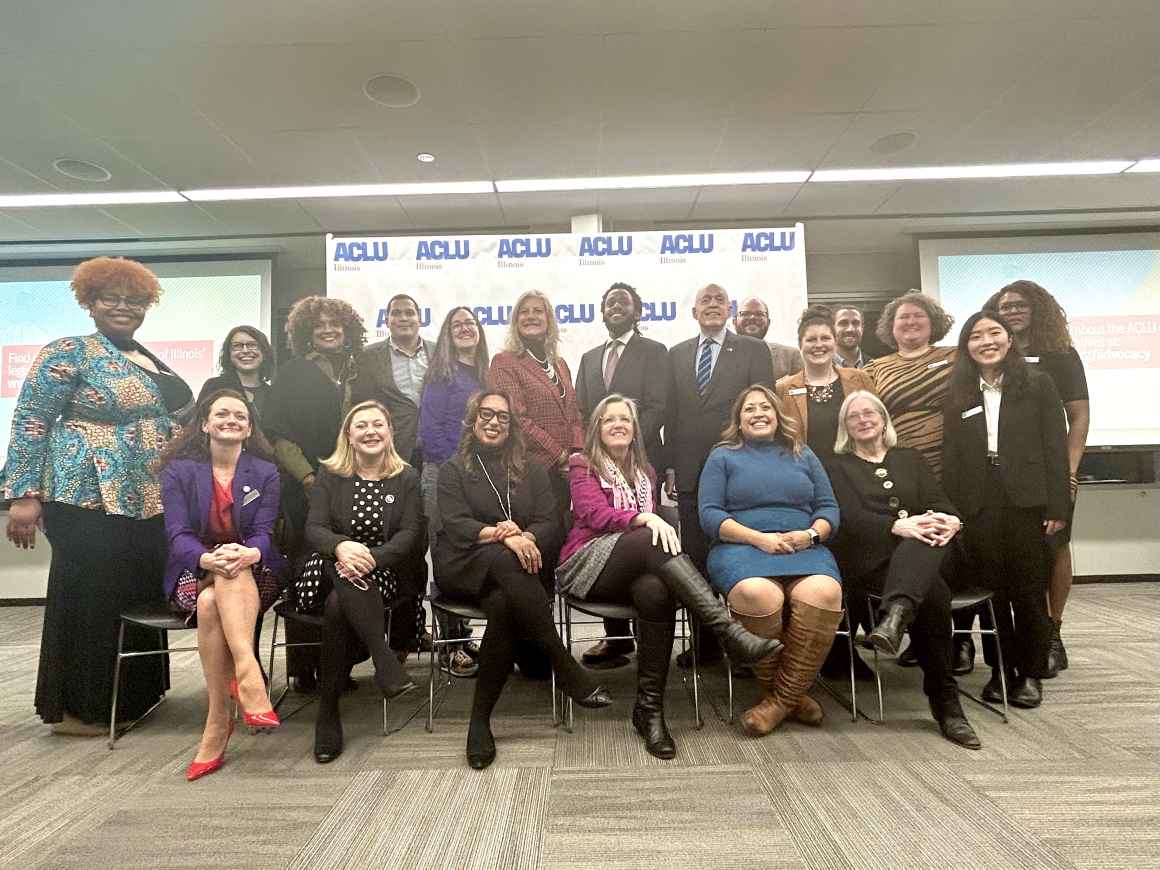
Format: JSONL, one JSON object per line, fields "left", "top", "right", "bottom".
{"left": 326, "top": 225, "right": 807, "bottom": 370}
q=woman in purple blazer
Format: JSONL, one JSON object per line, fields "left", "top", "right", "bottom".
{"left": 557, "top": 394, "right": 780, "bottom": 759}
{"left": 158, "top": 388, "right": 287, "bottom": 781}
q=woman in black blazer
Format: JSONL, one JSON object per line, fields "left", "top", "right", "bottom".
{"left": 295, "top": 400, "right": 426, "bottom": 763}
{"left": 435, "top": 389, "right": 611, "bottom": 770}
{"left": 943, "top": 312, "right": 1070, "bottom": 710}
{"left": 827, "top": 390, "right": 978, "bottom": 749}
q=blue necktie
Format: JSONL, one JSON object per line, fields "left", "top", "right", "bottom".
{"left": 696, "top": 338, "right": 714, "bottom": 395}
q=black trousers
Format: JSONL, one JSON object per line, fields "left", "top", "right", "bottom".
{"left": 961, "top": 465, "right": 1053, "bottom": 678}
{"left": 40, "top": 503, "right": 167, "bottom": 724}
{"left": 676, "top": 490, "right": 716, "bottom": 653}
{"left": 846, "top": 539, "right": 954, "bottom": 698}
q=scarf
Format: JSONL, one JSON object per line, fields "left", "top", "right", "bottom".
{"left": 602, "top": 457, "right": 653, "bottom": 514}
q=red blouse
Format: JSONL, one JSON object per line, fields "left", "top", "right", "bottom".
{"left": 207, "top": 476, "right": 239, "bottom": 545}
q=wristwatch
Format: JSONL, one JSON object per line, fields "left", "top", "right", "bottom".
{"left": 807, "top": 528, "right": 820, "bottom": 547}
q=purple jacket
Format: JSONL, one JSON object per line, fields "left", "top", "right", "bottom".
{"left": 559, "top": 455, "right": 656, "bottom": 565}
{"left": 159, "top": 453, "right": 287, "bottom": 598}
{"left": 419, "top": 364, "right": 481, "bottom": 465}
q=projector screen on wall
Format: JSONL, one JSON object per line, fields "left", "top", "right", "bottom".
{"left": 919, "top": 233, "right": 1160, "bottom": 447}
{"left": 0, "top": 258, "right": 271, "bottom": 451}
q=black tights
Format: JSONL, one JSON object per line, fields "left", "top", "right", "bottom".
{"left": 586, "top": 528, "right": 678, "bottom": 622}
{"left": 471, "top": 549, "right": 596, "bottom": 727}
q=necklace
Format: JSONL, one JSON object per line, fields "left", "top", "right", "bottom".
{"left": 526, "top": 349, "right": 565, "bottom": 399}
{"left": 806, "top": 382, "right": 835, "bottom": 403}
{"left": 475, "top": 453, "right": 512, "bottom": 522}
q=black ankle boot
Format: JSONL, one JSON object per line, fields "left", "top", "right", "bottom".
{"left": 632, "top": 619, "right": 677, "bottom": 759}
{"left": 466, "top": 718, "right": 496, "bottom": 770}
{"left": 869, "top": 602, "right": 913, "bottom": 656}
{"left": 658, "top": 555, "right": 781, "bottom": 664}
{"left": 929, "top": 691, "right": 981, "bottom": 750}
{"left": 313, "top": 704, "right": 343, "bottom": 764}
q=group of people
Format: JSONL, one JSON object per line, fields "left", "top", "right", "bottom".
{"left": 1, "top": 256, "right": 1086, "bottom": 777}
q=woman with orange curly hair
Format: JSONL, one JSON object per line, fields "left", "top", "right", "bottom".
{"left": 2, "top": 256, "right": 193, "bottom": 736}
{"left": 262, "top": 295, "right": 368, "bottom": 689}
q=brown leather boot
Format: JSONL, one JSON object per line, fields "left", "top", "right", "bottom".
{"left": 742, "top": 599, "right": 843, "bottom": 736}
{"left": 732, "top": 607, "right": 783, "bottom": 717}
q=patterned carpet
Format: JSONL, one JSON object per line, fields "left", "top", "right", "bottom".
{"left": 1, "top": 582, "right": 1158, "bottom": 869}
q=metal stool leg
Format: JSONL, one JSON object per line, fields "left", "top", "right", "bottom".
{"left": 426, "top": 606, "right": 440, "bottom": 732}
{"left": 107, "top": 620, "right": 126, "bottom": 749}
{"left": 986, "top": 598, "right": 1010, "bottom": 722}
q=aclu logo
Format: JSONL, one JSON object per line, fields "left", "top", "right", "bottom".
{"left": 376, "top": 307, "right": 432, "bottom": 328}
{"left": 555, "top": 303, "right": 596, "bottom": 325}
{"left": 472, "top": 305, "right": 513, "bottom": 326}
{"left": 660, "top": 233, "right": 714, "bottom": 255}
{"left": 333, "top": 241, "right": 388, "bottom": 262}
{"left": 498, "top": 238, "right": 552, "bottom": 258}
{"left": 741, "top": 231, "right": 795, "bottom": 253}
{"left": 416, "top": 240, "right": 470, "bottom": 261}
{"left": 579, "top": 235, "right": 633, "bottom": 257}
{"left": 640, "top": 300, "right": 678, "bottom": 322}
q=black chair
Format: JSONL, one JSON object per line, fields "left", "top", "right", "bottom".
{"left": 555, "top": 593, "right": 701, "bottom": 731}
{"left": 108, "top": 603, "right": 198, "bottom": 749}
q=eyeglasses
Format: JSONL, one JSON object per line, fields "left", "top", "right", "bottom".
{"left": 997, "top": 302, "right": 1031, "bottom": 314}
{"left": 229, "top": 341, "right": 261, "bottom": 352}
{"left": 451, "top": 320, "right": 478, "bottom": 333}
{"left": 95, "top": 293, "right": 149, "bottom": 312}
{"left": 477, "top": 408, "right": 512, "bottom": 425}
{"left": 845, "top": 410, "right": 881, "bottom": 422}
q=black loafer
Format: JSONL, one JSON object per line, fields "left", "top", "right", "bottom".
{"left": 581, "top": 638, "right": 635, "bottom": 667}
{"left": 1009, "top": 676, "right": 1043, "bottom": 709}
{"left": 952, "top": 638, "right": 975, "bottom": 675}
{"left": 981, "top": 670, "right": 1011, "bottom": 703}
{"left": 575, "top": 686, "right": 613, "bottom": 708}
{"left": 466, "top": 720, "right": 496, "bottom": 770}
{"left": 898, "top": 644, "right": 919, "bottom": 667}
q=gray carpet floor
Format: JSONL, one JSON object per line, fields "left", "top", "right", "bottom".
{"left": 2, "top": 582, "right": 1158, "bottom": 869}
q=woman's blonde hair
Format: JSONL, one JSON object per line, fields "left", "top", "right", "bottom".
{"left": 321, "top": 400, "right": 407, "bottom": 479}
{"left": 503, "top": 289, "right": 561, "bottom": 361}
{"left": 582, "top": 394, "right": 651, "bottom": 485}
{"left": 718, "top": 384, "right": 802, "bottom": 455}
{"left": 833, "top": 390, "right": 898, "bottom": 455}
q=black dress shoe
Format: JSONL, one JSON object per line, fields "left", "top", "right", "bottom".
{"left": 868, "top": 603, "right": 913, "bottom": 656}
{"left": 929, "top": 695, "right": 982, "bottom": 750}
{"left": 897, "top": 643, "right": 919, "bottom": 667}
{"left": 981, "top": 670, "right": 1012, "bottom": 703}
{"left": 575, "top": 686, "right": 613, "bottom": 708}
{"left": 582, "top": 638, "right": 635, "bottom": 668}
{"left": 1009, "top": 676, "right": 1043, "bottom": 709}
{"left": 292, "top": 672, "right": 318, "bottom": 693}
{"left": 313, "top": 710, "right": 343, "bottom": 764}
{"left": 952, "top": 638, "right": 975, "bottom": 675}
{"left": 466, "top": 719, "right": 496, "bottom": 770}
{"left": 632, "top": 703, "right": 677, "bottom": 759}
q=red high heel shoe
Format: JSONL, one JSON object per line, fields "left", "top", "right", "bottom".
{"left": 186, "top": 720, "right": 234, "bottom": 782}
{"left": 242, "top": 709, "right": 281, "bottom": 732}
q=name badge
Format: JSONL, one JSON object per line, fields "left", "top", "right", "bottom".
{"left": 788, "top": 387, "right": 807, "bottom": 396}
{"left": 1025, "top": 356, "right": 1040, "bottom": 363}
{"left": 927, "top": 359, "right": 949, "bottom": 370}
{"left": 961, "top": 406, "right": 983, "bottom": 419}
{"left": 242, "top": 489, "right": 261, "bottom": 506}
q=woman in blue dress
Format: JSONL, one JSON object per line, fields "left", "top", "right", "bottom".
{"left": 699, "top": 384, "right": 843, "bottom": 737}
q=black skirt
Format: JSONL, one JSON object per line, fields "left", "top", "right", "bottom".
{"left": 38, "top": 503, "right": 168, "bottom": 724}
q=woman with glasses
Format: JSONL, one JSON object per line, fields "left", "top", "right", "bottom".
{"left": 419, "top": 306, "right": 490, "bottom": 678}
{"left": 3, "top": 256, "right": 193, "bottom": 735}
{"left": 983, "top": 281, "right": 1089, "bottom": 675}
{"left": 435, "top": 390, "right": 612, "bottom": 769}
{"left": 196, "top": 326, "right": 276, "bottom": 420}
{"left": 827, "top": 390, "right": 979, "bottom": 749}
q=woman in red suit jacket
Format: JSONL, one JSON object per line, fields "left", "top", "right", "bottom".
{"left": 488, "top": 290, "right": 583, "bottom": 508}
{"left": 158, "top": 389, "right": 287, "bottom": 780}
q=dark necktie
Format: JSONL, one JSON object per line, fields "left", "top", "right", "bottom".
{"left": 603, "top": 340, "right": 620, "bottom": 390}
{"left": 696, "top": 338, "right": 714, "bottom": 395}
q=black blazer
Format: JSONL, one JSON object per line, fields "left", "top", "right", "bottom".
{"left": 304, "top": 466, "right": 428, "bottom": 596}
{"left": 942, "top": 370, "right": 1070, "bottom": 521}
{"left": 196, "top": 372, "right": 272, "bottom": 421}
{"left": 826, "top": 447, "right": 958, "bottom": 579}
{"left": 434, "top": 456, "right": 560, "bottom": 597}
{"left": 664, "top": 331, "right": 775, "bottom": 493}
{"left": 574, "top": 332, "right": 670, "bottom": 471}
{"left": 352, "top": 338, "right": 436, "bottom": 463}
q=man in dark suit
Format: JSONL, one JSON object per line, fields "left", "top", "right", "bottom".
{"left": 574, "top": 282, "right": 671, "bottom": 668}
{"left": 733, "top": 296, "right": 803, "bottom": 382}
{"left": 666, "top": 283, "right": 776, "bottom": 662}
{"left": 355, "top": 293, "right": 436, "bottom": 465}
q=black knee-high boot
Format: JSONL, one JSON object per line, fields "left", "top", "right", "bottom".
{"left": 467, "top": 590, "right": 518, "bottom": 769}
{"left": 632, "top": 619, "right": 676, "bottom": 759}
{"left": 331, "top": 570, "right": 414, "bottom": 699}
{"left": 314, "top": 592, "right": 348, "bottom": 763}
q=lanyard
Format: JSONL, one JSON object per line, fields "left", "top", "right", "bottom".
{"left": 475, "top": 453, "right": 512, "bottom": 522}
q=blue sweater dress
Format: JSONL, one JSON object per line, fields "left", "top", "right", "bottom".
{"left": 698, "top": 441, "right": 842, "bottom": 593}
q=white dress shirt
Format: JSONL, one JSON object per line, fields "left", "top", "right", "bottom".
{"left": 980, "top": 374, "right": 1003, "bottom": 455}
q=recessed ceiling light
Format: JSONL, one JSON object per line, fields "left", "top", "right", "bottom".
{"left": 416, "top": 152, "right": 436, "bottom": 163}
{"left": 0, "top": 190, "right": 187, "bottom": 207}
{"left": 181, "top": 181, "right": 494, "bottom": 201}
{"left": 869, "top": 132, "right": 917, "bottom": 155}
{"left": 363, "top": 74, "right": 421, "bottom": 108}
{"left": 809, "top": 160, "right": 1133, "bottom": 182}
{"left": 53, "top": 158, "right": 112, "bottom": 182}
{"left": 495, "top": 170, "right": 810, "bottom": 193}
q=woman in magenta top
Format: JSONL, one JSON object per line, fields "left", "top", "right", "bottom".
{"left": 557, "top": 394, "right": 780, "bottom": 760}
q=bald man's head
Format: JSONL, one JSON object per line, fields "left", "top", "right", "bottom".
{"left": 734, "top": 296, "right": 770, "bottom": 339}
{"left": 692, "top": 283, "right": 730, "bottom": 331}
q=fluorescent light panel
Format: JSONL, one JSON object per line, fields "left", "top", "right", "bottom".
{"left": 810, "top": 160, "right": 1134, "bottom": 182}
{"left": 495, "top": 171, "right": 811, "bottom": 193}
{"left": 0, "top": 190, "right": 187, "bottom": 208}
{"left": 1124, "top": 159, "right": 1160, "bottom": 173}
{"left": 182, "top": 181, "right": 494, "bottom": 201}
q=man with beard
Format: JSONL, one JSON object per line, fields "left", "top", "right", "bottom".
{"left": 574, "top": 282, "right": 671, "bottom": 668}
{"left": 733, "top": 297, "right": 803, "bottom": 382}
{"left": 666, "top": 284, "right": 775, "bottom": 664}
{"left": 833, "top": 305, "right": 874, "bottom": 368}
